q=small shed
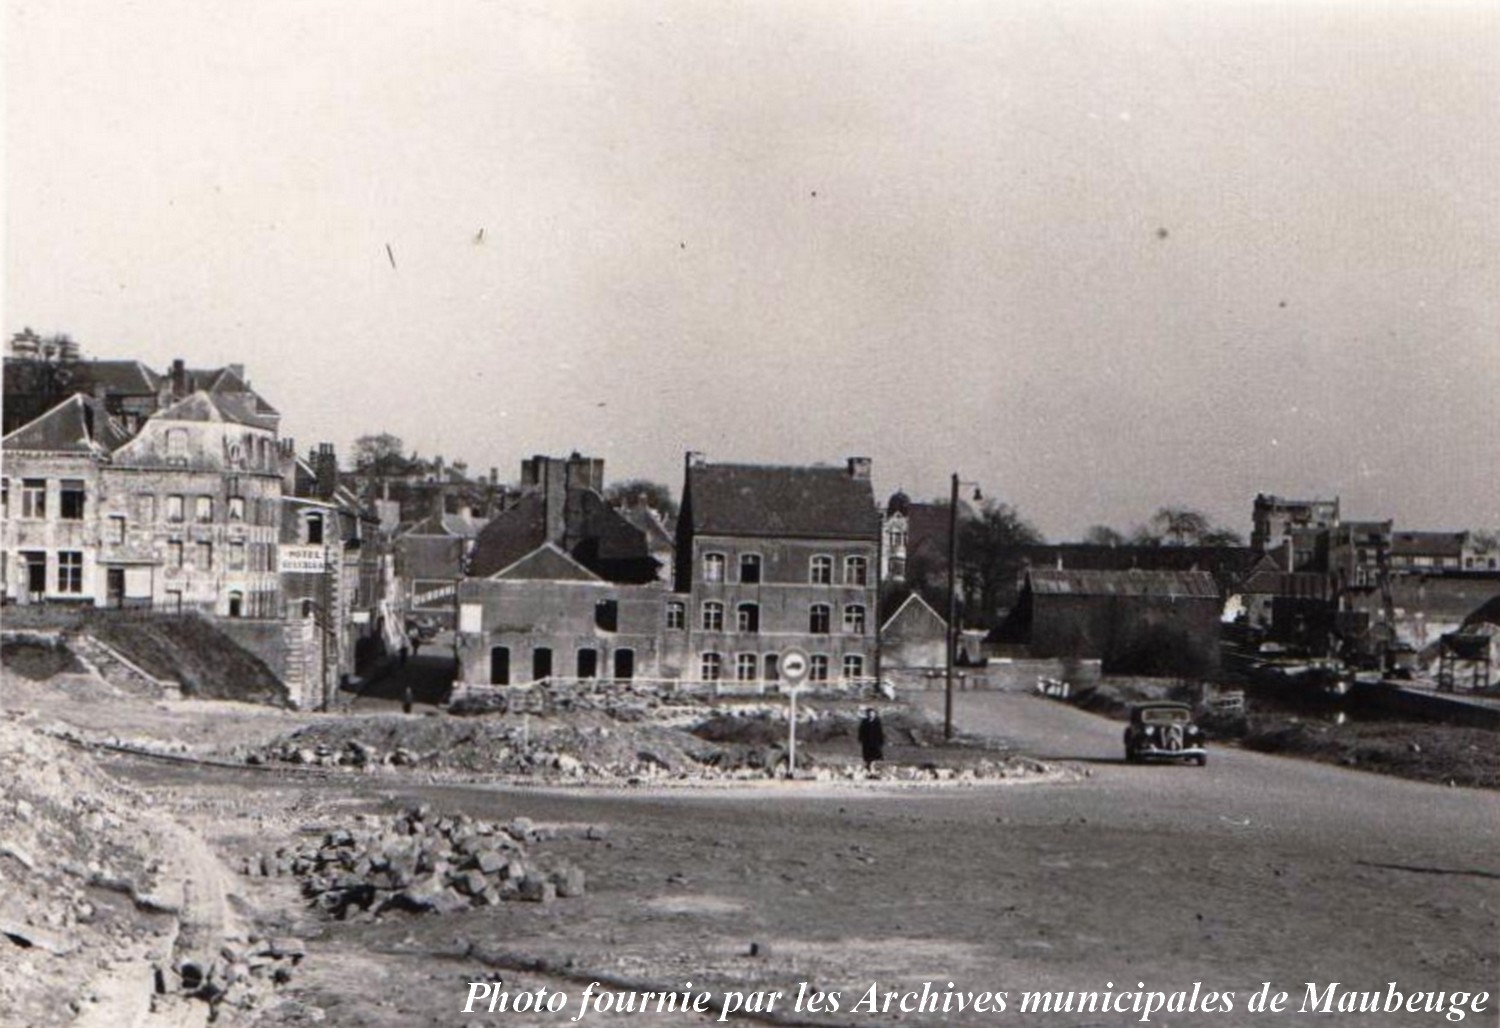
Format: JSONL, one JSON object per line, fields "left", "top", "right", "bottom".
{"left": 879, "top": 592, "right": 948, "bottom": 669}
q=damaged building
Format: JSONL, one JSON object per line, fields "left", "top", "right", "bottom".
{"left": 454, "top": 454, "right": 670, "bottom": 686}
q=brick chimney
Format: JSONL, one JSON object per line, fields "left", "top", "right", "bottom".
{"left": 171, "top": 358, "right": 188, "bottom": 399}
{"left": 314, "top": 442, "right": 339, "bottom": 500}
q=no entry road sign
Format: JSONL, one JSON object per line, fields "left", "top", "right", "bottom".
{"left": 780, "top": 648, "right": 809, "bottom": 686}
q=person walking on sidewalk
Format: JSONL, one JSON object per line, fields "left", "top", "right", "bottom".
{"left": 858, "top": 708, "right": 885, "bottom": 771}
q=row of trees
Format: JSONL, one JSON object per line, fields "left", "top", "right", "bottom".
{"left": 1083, "top": 507, "right": 1244, "bottom": 548}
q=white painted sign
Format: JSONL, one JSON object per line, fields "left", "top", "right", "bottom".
{"left": 459, "top": 603, "right": 482, "bottom": 635}
{"left": 780, "top": 648, "right": 809, "bottom": 686}
{"left": 278, "top": 545, "right": 326, "bottom": 573}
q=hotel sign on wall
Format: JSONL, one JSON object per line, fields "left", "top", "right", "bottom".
{"left": 278, "top": 546, "right": 327, "bottom": 573}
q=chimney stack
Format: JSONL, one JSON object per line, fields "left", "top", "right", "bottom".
{"left": 847, "top": 456, "right": 872, "bottom": 480}
{"left": 171, "top": 358, "right": 188, "bottom": 399}
{"left": 314, "top": 442, "right": 339, "bottom": 500}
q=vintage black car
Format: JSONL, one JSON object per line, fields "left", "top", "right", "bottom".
{"left": 1123, "top": 701, "right": 1207, "bottom": 766}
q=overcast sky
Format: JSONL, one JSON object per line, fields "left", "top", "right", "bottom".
{"left": 6, "top": 0, "right": 1497, "bottom": 539}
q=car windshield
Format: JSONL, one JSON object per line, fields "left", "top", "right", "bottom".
{"left": 1140, "top": 707, "right": 1190, "bottom": 725}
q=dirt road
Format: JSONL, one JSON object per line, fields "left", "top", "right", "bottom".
{"left": 108, "top": 691, "right": 1498, "bottom": 1026}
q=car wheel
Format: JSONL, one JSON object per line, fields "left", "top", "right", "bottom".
{"left": 1193, "top": 754, "right": 1207, "bottom": 767}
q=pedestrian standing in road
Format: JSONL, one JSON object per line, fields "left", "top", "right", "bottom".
{"left": 858, "top": 708, "right": 885, "bottom": 771}
{"left": 402, "top": 683, "right": 414, "bottom": 715}
{"left": 409, "top": 628, "right": 422, "bottom": 657}
{"left": 398, "top": 641, "right": 409, "bottom": 667}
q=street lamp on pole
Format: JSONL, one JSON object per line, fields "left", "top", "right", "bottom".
{"left": 945, "top": 472, "right": 982, "bottom": 741}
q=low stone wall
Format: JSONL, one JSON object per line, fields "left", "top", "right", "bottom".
{"left": 887, "top": 658, "right": 1103, "bottom": 694}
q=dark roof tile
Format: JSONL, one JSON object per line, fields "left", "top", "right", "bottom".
{"left": 686, "top": 462, "right": 879, "bottom": 540}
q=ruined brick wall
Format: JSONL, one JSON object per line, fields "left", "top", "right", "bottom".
{"left": 455, "top": 578, "right": 667, "bottom": 685}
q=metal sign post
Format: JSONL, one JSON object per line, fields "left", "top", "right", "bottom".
{"left": 780, "top": 648, "right": 809, "bottom": 778}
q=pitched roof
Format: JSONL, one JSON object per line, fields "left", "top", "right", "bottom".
{"left": 75, "top": 359, "right": 160, "bottom": 396}
{"left": 186, "top": 366, "right": 280, "bottom": 415}
{"left": 1392, "top": 531, "right": 1468, "bottom": 559}
{"left": 1008, "top": 544, "right": 1270, "bottom": 591}
{"left": 616, "top": 502, "right": 675, "bottom": 549}
{"left": 468, "top": 494, "right": 548, "bottom": 577}
{"left": 154, "top": 390, "right": 277, "bottom": 430}
{"left": 2, "top": 394, "right": 133, "bottom": 454}
{"left": 1026, "top": 568, "right": 1221, "bottom": 599}
{"left": 686, "top": 462, "right": 880, "bottom": 540}
{"left": 490, "top": 542, "right": 603, "bottom": 583}
{"left": 880, "top": 591, "right": 947, "bottom": 633}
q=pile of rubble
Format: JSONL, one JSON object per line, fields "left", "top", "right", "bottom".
{"left": 0, "top": 719, "right": 166, "bottom": 1025}
{"left": 240, "top": 711, "right": 714, "bottom": 780}
{"left": 246, "top": 738, "right": 420, "bottom": 768}
{"left": 246, "top": 806, "right": 588, "bottom": 918}
{"left": 185, "top": 932, "right": 306, "bottom": 1017}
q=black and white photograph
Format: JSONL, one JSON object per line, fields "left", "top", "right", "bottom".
{"left": 2, "top": 1, "right": 1497, "bottom": 1024}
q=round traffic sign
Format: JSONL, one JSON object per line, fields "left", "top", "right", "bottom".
{"left": 780, "top": 648, "right": 810, "bottom": 686}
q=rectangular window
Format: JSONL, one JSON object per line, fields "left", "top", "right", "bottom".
{"left": 196, "top": 542, "right": 213, "bottom": 570}
{"left": 666, "top": 601, "right": 685, "bottom": 630}
{"left": 703, "top": 553, "right": 725, "bottom": 583}
{"left": 136, "top": 494, "right": 157, "bottom": 523}
{"left": 166, "top": 589, "right": 183, "bottom": 613}
{"left": 700, "top": 652, "right": 723, "bottom": 681}
{"left": 166, "top": 428, "right": 189, "bottom": 461}
{"left": 810, "top": 654, "right": 829, "bottom": 682}
{"left": 107, "top": 516, "right": 127, "bottom": 545}
{"left": 195, "top": 496, "right": 214, "bottom": 523}
{"left": 736, "top": 654, "right": 758, "bottom": 681}
{"left": 56, "top": 551, "right": 84, "bottom": 594}
{"left": 845, "top": 555, "right": 868, "bottom": 586}
{"left": 739, "top": 553, "right": 761, "bottom": 584}
{"left": 843, "top": 654, "right": 865, "bottom": 680}
{"left": 166, "top": 495, "right": 185, "bottom": 523}
{"left": 702, "top": 602, "right": 724, "bottom": 632}
{"left": 1, "top": 479, "right": 8, "bottom": 519}
{"left": 809, "top": 604, "right": 831, "bottom": 634}
{"left": 21, "top": 479, "right": 46, "bottom": 519}
{"left": 228, "top": 497, "right": 245, "bottom": 522}
{"left": 59, "top": 480, "right": 86, "bottom": 520}
{"left": 168, "top": 541, "right": 184, "bottom": 569}
{"left": 810, "top": 555, "right": 832, "bottom": 584}
{"left": 843, "top": 604, "right": 867, "bottom": 635}
{"left": 306, "top": 514, "right": 324, "bottom": 546}
{"left": 229, "top": 541, "right": 246, "bottom": 570}
{"left": 737, "top": 603, "right": 759, "bottom": 633}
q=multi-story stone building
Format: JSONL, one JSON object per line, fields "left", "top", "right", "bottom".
{"left": 1250, "top": 494, "right": 1341, "bottom": 567}
{"left": 673, "top": 454, "right": 881, "bottom": 686}
{"left": 1, "top": 395, "right": 131, "bottom": 604}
